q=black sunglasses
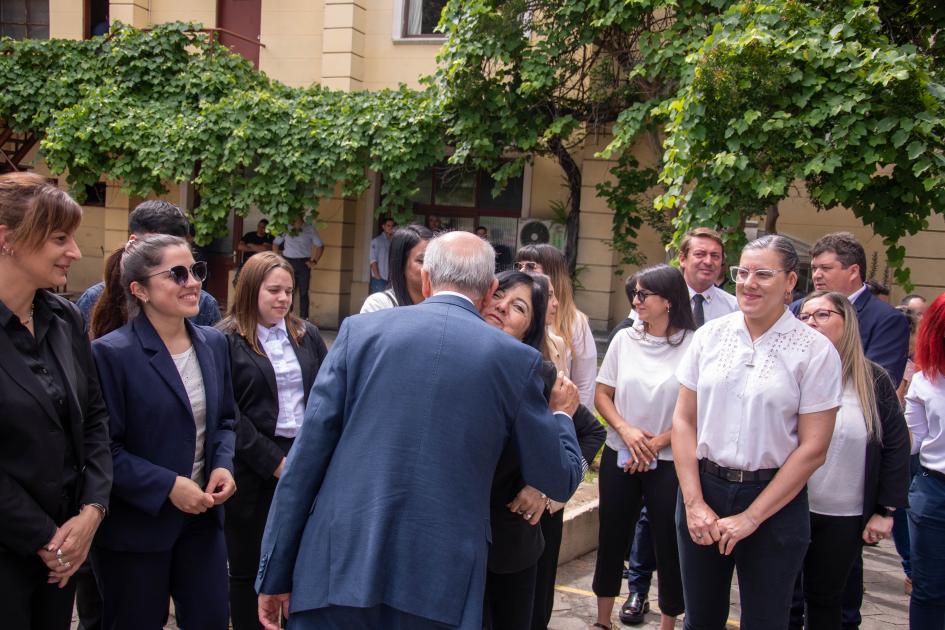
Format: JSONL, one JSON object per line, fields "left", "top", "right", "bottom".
{"left": 146, "top": 261, "right": 208, "bottom": 286}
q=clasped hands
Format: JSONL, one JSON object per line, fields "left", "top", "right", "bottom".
{"left": 169, "top": 467, "right": 237, "bottom": 514}
{"left": 37, "top": 504, "right": 105, "bottom": 588}
{"left": 617, "top": 425, "right": 668, "bottom": 474}
{"left": 684, "top": 499, "right": 759, "bottom": 556}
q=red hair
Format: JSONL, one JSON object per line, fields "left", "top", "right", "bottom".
{"left": 915, "top": 292, "right": 945, "bottom": 380}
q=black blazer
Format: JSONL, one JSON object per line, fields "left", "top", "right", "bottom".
{"left": 862, "top": 362, "right": 911, "bottom": 528}
{"left": 0, "top": 291, "right": 112, "bottom": 556}
{"left": 226, "top": 321, "right": 327, "bottom": 479}
{"left": 488, "top": 360, "right": 605, "bottom": 574}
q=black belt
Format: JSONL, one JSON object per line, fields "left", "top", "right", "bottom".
{"left": 699, "top": 459, "right": 779, "bottom": 483}
{"left": 923, "top": 466, "right": 945, "bottom": 483}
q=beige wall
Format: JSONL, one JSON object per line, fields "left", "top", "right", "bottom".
{"left": 260, "top": 0, "right": 323, "bottom": 87}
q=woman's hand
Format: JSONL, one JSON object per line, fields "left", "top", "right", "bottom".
{"left": 274, "top": 458, "right": 286, "bottom": 479}
{"left": 684, "top": 499, "right": 721, "bottom": 546}
{"left": 617, "top": 425, "right": 657, "bottom": 466}
{"left": 507, "top": 485, "right": 547, "bottom": 525}
{"left": 169, "top": 476, "right": 214, "bottom": 514}
{"left": 716, "top": 511, "right": 760, "bottom": 555}
{"left": 206, "top": 468, "right": 237, "bottom": 505}
{"left": 37, "top": 506, "right": 104, "bottom": 587}
{"left": 862, "top": 514, "right": 893, "bottom": 544}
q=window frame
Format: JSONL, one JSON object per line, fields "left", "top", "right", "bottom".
{"left": 0, "top": 0, "right": 50, "bottom": 40}
{"left": 391, "top": 0, "right": 447, "bottom": 43}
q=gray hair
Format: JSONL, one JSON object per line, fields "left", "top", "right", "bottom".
{"left": 423, "top": 232, "right": 496, "bottom": 299}
{"left": 743, "top": 234, "right": 799, "bottom": 273}
{"left": 121, "top": 234, "right": 189, "bottom": 315}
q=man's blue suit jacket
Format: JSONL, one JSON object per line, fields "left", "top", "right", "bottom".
{"left": 256, "top": 294, "right": 583, "bottom": 629}
{"left": 791, "top": 288, "right": 909, "bottom": 384}
{"left": 91, "top": 314, "right": 236, "bottom": 551}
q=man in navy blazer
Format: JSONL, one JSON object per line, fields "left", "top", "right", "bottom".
{"left": 256, "top": 232, "right": 584, "bottom": 630}
{"left": 791, "top": 232, "right": 909, "bottom": 383}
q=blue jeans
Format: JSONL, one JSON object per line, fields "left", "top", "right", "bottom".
{"left": 893, "top": 454, "right": 922, "bottom": 578}
{"left": 628, "top": 507, "right": 656, "bottom": 596}
{"left": 908, "top": 470, "right": 945, "bottom": 630}
{"left": 369, "top": 277, "right": 389, "bottom": 294}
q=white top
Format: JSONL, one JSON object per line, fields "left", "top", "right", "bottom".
{"left": 274, "top": 224, "right": 323, "bottom": 259}
{"left": 369, "top": 233, "right": 392, "bottom": 280}
{"left": 257, "top": 320, "right": 306, "bottom": 439}
{"left": 676, "top": 309, "right": 843, "bottom": 470}
{"left": 171, "top": 346, "right": 207, "bottom": 487}
{"left": 569, "top": 312, "right": 598, "bottom": 410}
{"left": 597, "top": 322, "right": 693, "bottom": 459}
{"left": 905, "top": 371, "right": 945, "bottom": 473}
{"left": 688, "top": 284, "right": 739, "bottom": 322}
{"left": 360, "top": 289, "right": 399, "bottom": 313}
{"left": 808, "top": 381, "right": 867, "bottom": 516}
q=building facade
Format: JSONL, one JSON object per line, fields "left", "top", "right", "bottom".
{"left": 4, "top": 0, "right": 943, "bottom": 329}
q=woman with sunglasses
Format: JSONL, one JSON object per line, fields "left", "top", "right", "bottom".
{"left": 514, "top": 245, "right": 596, "bottom": 411}
{"left": 91, "top": 234, "right": 237, "bottom": 629}
{"left": 217, "top": 252, "right": 328, "bottom": 630}
{"left": 793, "top": 292, "right": 910, "bottom": 629}
{"left": 591, "top": 264, "right": 694, "bottom": 630}
{"left": 673, "top": 235, "right": 843, "bottom": 628}
{"left": 904, "top": 292, "right": 945, "bottom": 629}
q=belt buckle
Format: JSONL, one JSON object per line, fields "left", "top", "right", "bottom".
{"left": 725, "top": 468, "right": 744, "bottom": 483}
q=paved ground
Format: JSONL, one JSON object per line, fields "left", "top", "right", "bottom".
{"left": 548, "top": 539, "right": 910, "bottom": 629}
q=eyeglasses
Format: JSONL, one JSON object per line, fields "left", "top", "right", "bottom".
{"left": 797, "top": 309, "right": 843, "bottom": 324}
{"left": 629, "top": 289, "right": 660, "bottom": 302}
{"left": 146, "top": 261, "right": 208, "bottom": 286}
{"left": 514, "top": 261, "right": 541, "bottom": 272}
{"left": 730, "top": 266, "right": 785, "bottom": 283}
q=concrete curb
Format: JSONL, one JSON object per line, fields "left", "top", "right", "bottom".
{"left": 559, "top": 495, "right": 600, "bottom": 565}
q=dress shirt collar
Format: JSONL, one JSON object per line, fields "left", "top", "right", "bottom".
{"left": 431, "top": 290, "right": 475, "bottom": 306}
{"left": 737, "top": 307, "right": 796, "bottom": 342}
{"left": 848, "top": 283, "right": 868, "bottom": 304}
{"left": 257, "top": 318, "right": 288, "bottom": 343}
{"left": 688, "top": 284, "right": 715, "bottom": 304}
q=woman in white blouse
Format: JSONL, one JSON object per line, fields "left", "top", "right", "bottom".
{"left": 514, "top": 244, "right": 597, "bottom": 410}
{"left": 218, "top": 252, "right": 328, "bottom": 630}
{"left": 672, "top": 235, "right": 842, "bottom": 629}
{"left": 904, "top": 292, "right": 945, "bottom": 630}
{"left": 795, "top": 291, "right": 910, "bottom": 629}
{"left": 591, "top": 264, "right": 696, "bottom": 630}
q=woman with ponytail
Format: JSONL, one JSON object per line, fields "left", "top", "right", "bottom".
{"left": 795, "top": 291, "right": 910, "bottom": 628}
{"left": 91, "top": 234, "right": 236, "bottom": 629}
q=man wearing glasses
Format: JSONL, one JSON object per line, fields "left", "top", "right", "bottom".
{"left": 76, "top": 200, "right": 222, "bottom": 332}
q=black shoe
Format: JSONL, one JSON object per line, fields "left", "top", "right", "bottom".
{"left": 618, "top": 593, "right": 649, "bottom": 626}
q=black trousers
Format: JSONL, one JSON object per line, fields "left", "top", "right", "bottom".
{"left": 677, "top": 470, "right": 810, "bottom": 630}
{"left": 0, "top": 551, "right": 76, "bottom": 630}
{"left": 286, "top": 257, "right": 311, "bottom": 319}
{"left": 484, "top": 563, "right": 538, "bottom": 630}
{"left": 225, "top": 436, "right": 293, "bottom": 630}
{"left": 593, "top": 449, "right": 685, "bottom": 617}
{"left": 530, "top": 509, "right": 564, "bottom": 630}
{"left": 803, "top": 514, "right": 863, "bottom": 630}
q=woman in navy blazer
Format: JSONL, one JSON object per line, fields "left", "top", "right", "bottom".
{"left": 91, "top": 234, "right": 237, "bottom": 630}
{"left": 217, "top": 252, "right": 328, "bottom": 630}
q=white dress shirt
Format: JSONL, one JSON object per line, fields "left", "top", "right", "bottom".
{"left": 676, "top": 309, "right": 843, "bottom": 471}
{"left": 274, "top": 224, "right": 323, "bottom": 259}
{"left": 597, "top": 322, "right": 693, "bottom": 459}
{"left": 369, "top": 233, "right": 392, "bottom": 281}
{"left": 905, "top": 371, "right": 945, "bottom": 474}
{"left": 257, "top": 321, "right": 306, "bottom": 438}
{"left": 688, "top": 284, "right": 739, "bottom": 322}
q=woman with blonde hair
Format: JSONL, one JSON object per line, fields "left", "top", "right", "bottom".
{"left": 514, "top": 244, "right": 596, "bottom": 410}
{"left": 217, "top": 251, "right": 327, "bottom": 629}
{"left": 795, "top": 291, "right": 910, "bottom": 629}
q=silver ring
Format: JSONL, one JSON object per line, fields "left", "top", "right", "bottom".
{"left": 525, "top": 512, "right": 534, "bottom": 520}
{"left": 695, "top": 533, "right": 703, "bottom": 539}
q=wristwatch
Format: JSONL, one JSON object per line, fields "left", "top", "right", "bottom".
{"left": 875, "top": 506, "right": 896, "bottom": 517}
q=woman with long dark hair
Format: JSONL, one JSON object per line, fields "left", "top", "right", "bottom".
{"left": 91, "top": 234, "right": 237, "bottom": 629}
{"left": 0, "top": 172, "right": 111, "bottom": 630}
{"left": 591, "top": 264, "right": 695, "bottom": 630}
{"left": 795, "top": 291, "right": 910, "bottom": 628}
{"left": 904, "top": 292, "right": 945, "bottom": 629}
{"left": 361, "top": 225, "right": 433, "bottom": 312}
{"left": 481, "top": 270, "right": 604, "bottom": 629}
{"left": 673, "top": 235, "right": 842, "bottom": 628}
{"left": 217, "top": 252, "right": 328, "bottom": 629}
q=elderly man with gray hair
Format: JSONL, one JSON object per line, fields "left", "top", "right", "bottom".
{"left": 256, "top": 231, "right": 584, "bottom": 630}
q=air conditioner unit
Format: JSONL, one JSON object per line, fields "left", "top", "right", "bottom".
{"left": 517, "top": 219, "right": 566, "bottom": 251}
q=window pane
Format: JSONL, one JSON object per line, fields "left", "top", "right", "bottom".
{"left": 4, "top": 23, "right": 27, "bottom": 39}
{"left": 479, "top": 167, "right": 524, "bottom": 211}
{"left": 28, "top": 0, "right": 48, "bottom": 24}
{"left": 404, "top": 0, "right": 446, "bottom": 36}
{"left": 2, "top": 1, "right": 27, "bottom": 23}
{"left": 478, "top": 216, "right": 519, "bottom": 272}
{"left": 27, "top": 23, "right": 48, "bottom": 39}
{"left": 433, "top": 165, "right": 475, "bottom": 207}
{"left": 410, "top": 172, "right": 433, "bottom": 204}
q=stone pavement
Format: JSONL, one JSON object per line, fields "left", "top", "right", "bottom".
{"left": 548, "top": 539, "right": 910, "bottom": 629}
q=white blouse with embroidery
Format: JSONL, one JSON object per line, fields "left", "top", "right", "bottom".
{"left": 676, "top": 309, "right": 843, "bottom": 471}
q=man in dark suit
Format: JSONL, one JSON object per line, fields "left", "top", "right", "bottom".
{"left": 789, "top": 231, "right": 909, "bottom": 630}
{"left": 256, "top": 231, "right": 584, "bottom": 630}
